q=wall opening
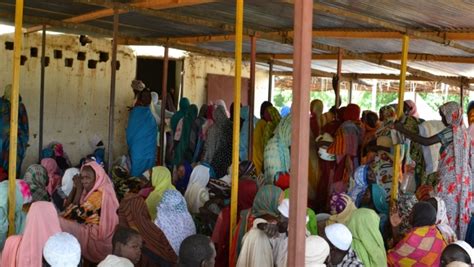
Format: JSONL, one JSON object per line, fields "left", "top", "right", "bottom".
{"left": 77, "top": 52, "right": 86, "bottom": 61}
{"left": 30, "top": 47, "right": 38, "bottom": 57}
{"left": 65, "top": 58, "right": 73, "bottom": 67}
{"left": 44, "top": 57, "right": 50, "bottom": 67}
{"left": 20, "top": 55, "right": 27, "bottom": 65}
{"left": 54, "top": 50, "right": 63, "bottom": 59}
{"left": 136, "top": 57, "right": 180, "bottom": 108}
{"left": 88, "top": 59, "right": 97, "bottom": 69}
{"left": 5, "top": 41, "right": 13, "bottom": 50}
{"left": 99, "top": 51, "right": 109, "bottom": 62}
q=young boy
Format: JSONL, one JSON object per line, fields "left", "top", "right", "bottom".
{"left": 98, "top": 227, "right": 143, "bottom": 267}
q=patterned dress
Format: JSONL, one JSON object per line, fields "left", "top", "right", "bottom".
{"left": 435, "top": 102, "right": 472, "bottom": 240}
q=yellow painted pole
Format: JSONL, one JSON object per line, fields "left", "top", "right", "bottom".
{"left": 229, "top": 0, "right": 243, "bottom": 257}
{"left": 391, "top": 35, "right": 409, "bottom": 205}
{"left": 8, "top": 0, "right": 24, "bottom": 235}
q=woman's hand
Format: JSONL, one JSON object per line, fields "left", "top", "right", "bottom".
{"left": 390, "top": 205, "right": 402, "bottom": 227}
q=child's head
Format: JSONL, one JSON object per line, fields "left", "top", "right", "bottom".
{"left": 179, "top": 234, "right": 216, "bottom": 267}
{"left": 441, "top": 241, "right": 474, "bottom": 267}
{"left": 112, "top": 227, "right": 143, "bottom": 264}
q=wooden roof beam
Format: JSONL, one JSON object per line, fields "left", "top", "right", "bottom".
{"left": 259, "top": 53, "right": 474, "bottom": 63}
{"left": 26, "top": 0, "right": 218, "bottom": 33}
{"left": 165, "top": 30, "right": 474, "bottom": 43}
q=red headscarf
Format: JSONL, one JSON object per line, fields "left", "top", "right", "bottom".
{"left": 343, "top": 104, "right": 361, "bottom": 122}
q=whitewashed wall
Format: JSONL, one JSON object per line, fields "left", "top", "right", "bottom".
{"left": 0, "top": 32, "right": 136, "bottom": 173}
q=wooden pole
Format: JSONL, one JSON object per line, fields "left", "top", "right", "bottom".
{"left": 268, "top": 61, "right": 273, "bottom": 102}
{"left": 8, "top": 0, "right": 24, "bottom": 235}
{"left": 39, "top": 25, "right": 46, "bottom": 161}
{"left": 288, "top": 0, "right": 312, "bottom": 265}
{"left": 159, "top": 46, "right": 169, "bottom": 165}
{"left": 336, "top": 47, "right": 343, "bottom": 106}
{"left": 229, "top": 0, "right": 243, "bottom": 260}
{"left": 349, "top": 80, "right": 353, "bottom": 104}
{"left": 107, "top": 10, "right": 119, "bottom": 173}
{"left": 248, "top": 35, "right": 256, "bottom": 160}
{"left": 391, "top": 35, "right": 409, "bottom": 204}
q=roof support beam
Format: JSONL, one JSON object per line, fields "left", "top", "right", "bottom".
{"left": 164, "top": 30, "right": 474, "bottom": 44}
{"left": 261, "top": 53, "right": 474, "bottom": 64}
{"left": 26, "top": 0, "right": 218, "bottom": 33}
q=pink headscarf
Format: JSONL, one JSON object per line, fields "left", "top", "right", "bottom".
{"left": 1, "top": 202, "right": 61, "bottom": 267}
{"left": 41, "top": 158, "right": 61, "bottom": 195}
{"left": 60, "top": 162, "right": 119, "bottom": 262}
{"left": 404, "top": 100, "right": 419, "bottom": 118}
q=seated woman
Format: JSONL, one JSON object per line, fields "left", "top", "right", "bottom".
{"left": 59, "top": 161, "right": 119, "bottom": 263}
{"left": 1, "top": 202, "right": 61, "bottom": 266}
{"left": 41, "top": 158, "right": 62, "bottom": 196}
{"left": 326, "top": 193, "right": 357, "bottom": 226}
{"left": 427, "top": 197, "right": 458, "bottom": 244}
{"left": 23, "top": 164, "right": 49, "bottom": 202}
{"left": 185, "top": 165, "right": 212, "bottom": 214}
{"left": 0, "top": 180, "right": 26, "bottom": 250}
{"left": 173, "top": 161, "right": 193, "bottom": 195}
{"left": 230, "top": 185, "right": 284, "bottom": 266}
{"left": 346, "top": 208, "right": 387, "bottom": 267}
{"left": 155, "top": 190, "right": 196, "bottom": 256}
{"left": 388, "top": 201, "right": 447, "bottom": 266}
{"left": 146, "top": 166, "right": 175, "bottom": 221}
{"left": 118, "top": 193, "right": 177, "bottom": 266}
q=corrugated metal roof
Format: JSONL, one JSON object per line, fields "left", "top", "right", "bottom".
{"left": 2, "top": 0, "right": 474, "bottom": 78}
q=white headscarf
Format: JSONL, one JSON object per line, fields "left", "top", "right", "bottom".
{"left": 60, "top": 168, "right": 80, "bottom": 197}
{"left": 184, "top": 165, "right": 210, "bottom": 213}
{"left": 237, "top": 218, "right": 274, "bottom": 267}
{"left": 98, "top": 255, "right": 133, "bottom": 267}
{"left": 305, "top": 236, "right": 329, "bottom": 267}
{"left": 435, "top": 197, "right": 458, "bottom": 243}
{"left": 43, "top": 232, "right": 81, "bottom": 267}
{"left": 155, "top": 190, "right": 196, "bottom": 255}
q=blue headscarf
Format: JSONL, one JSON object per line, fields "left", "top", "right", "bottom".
{"left": 348, "top": 165, "right": 369, "bottom": 207}
{"left": 280, "top": 106, "right": 291, "bottom": 117}
{"left": 175, "top": 162, "right": 193, "bottom": 194}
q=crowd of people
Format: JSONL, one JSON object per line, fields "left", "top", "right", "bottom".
{"left": 1, "top": 79, "right": 474, "bottom": 266}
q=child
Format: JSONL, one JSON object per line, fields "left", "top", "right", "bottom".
{"left": 98, "top": 227, "right": 143, "bottom": 267}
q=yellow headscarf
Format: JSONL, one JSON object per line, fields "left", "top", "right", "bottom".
{"left": 145, "top": 166, "right": 176, "bottom": 220}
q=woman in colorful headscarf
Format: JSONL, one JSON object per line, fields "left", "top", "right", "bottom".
{"left": 347, "top": 208, "right": 387, "bottom": 267}
{"left": 395, "top": 101, "right": 472, "bottom": 239}
{"left": 212, "top": 161, "right": 258, "bottom": 267}
{"left": 0, "top": 180, "right": 25, "bottom": 250}
{"left": 388, "top": 201, "right": 447, "bottom": 266}
{"left": 118, "top": 193, "right": 177, "bottom": 265}
{"left": 126, "top": 90, "right": 157, "bottom": 176}
{"left": 23, "top": 164, "right": 49, "bottom": 202}
{"left": 60, "top": 162, "right": 119, "bottom": 263}
{"left": 0, "top": 84, "right": 29, "bottom": 177}
{"left": 262, "top": 106, "right": 281, "bottom": 149}
{"left": 309, "top": 99, "right": 323, "bottom": 203}
{"left": 146, "top": 166, "right": 176, "bottom": 220}
{"left": 264, "top": 115, "right": 292, "bottom": 184}
{"left": 253, "top": 101, "right": 273, "bottom": 175}
{"left": 376, "top": 105, "right": 397, "bottom": 138}
{"left": 403, "top": 100, "right": 427, "bottom": 188}
{"left": 173, "top": 104, "right": 198, "bottom": 165}
{"left": 204, "top": 105, "right": 233, "bottom": 178}
{"left": 41, "top": 158, "right": 61, "bottom": 196}
{"left": 327, "top": 104, "right": 364, "bottom": 189}
{"left": 190, "top": 104, "right": 208, "bottom": 163}
{"left": 155, "top": 190, "right": 196, "bottom": 255}
{"left": 230, "top": 185, "right": 283, "bottom": 266}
